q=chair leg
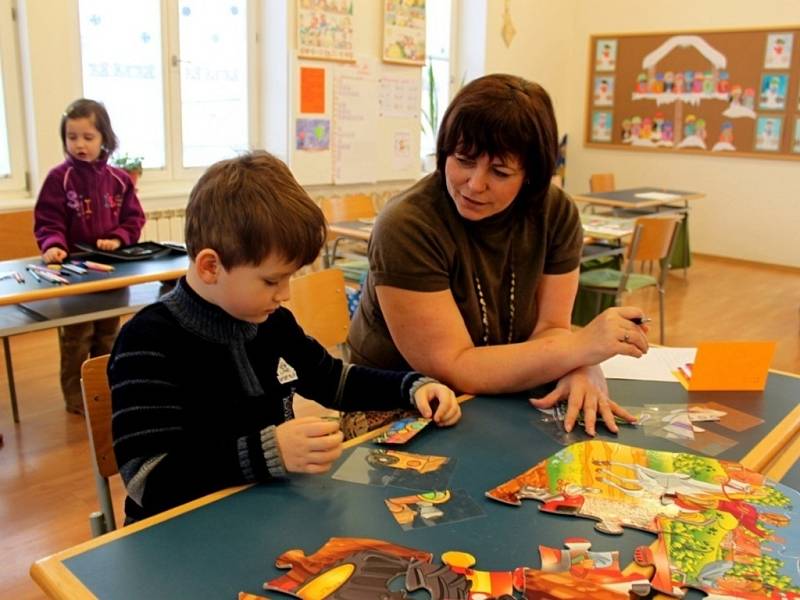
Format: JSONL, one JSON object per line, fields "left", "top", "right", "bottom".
{"left": 658, "top": 288, "right": 665, "bottom": 344}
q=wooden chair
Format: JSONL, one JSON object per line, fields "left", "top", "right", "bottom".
{"left": 589, "top": 173, "right": 616, "bottom": 192}
{"left": 320, "top": 194, "right": 376, "bottom": 266}
{"left": 578, "top": 216, "right": 681, "bottom": 344}
{"left": 80, "top": 354, "right": 118, "bottom": 537}
{"left": 285, "top": 269, "right": 351, "bottom": 353}
{"left": 0, "top": 210, "right": 40, "bottom": 260}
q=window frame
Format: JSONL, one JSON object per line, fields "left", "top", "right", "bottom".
{"left": 77, "top": 0, "right": 261, "bottom": 191}
{"left": 0, "top": 0, "right": 29, "bottom": 197}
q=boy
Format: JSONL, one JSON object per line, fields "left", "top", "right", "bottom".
{"left": 109, "top": 151, "right": 460, "bottom": 523}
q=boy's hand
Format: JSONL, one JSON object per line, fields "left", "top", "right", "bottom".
{"left": 43, "top": 247, "right": 67, "bottom": 264}
{"left": 97, "top": 238, "right": 122, "bottom": 251}
{"left": 275, "top": 416, "right": 343, "bottom": 474}
{"left": 413, "top": 383, "right": 460, "bottom": 427}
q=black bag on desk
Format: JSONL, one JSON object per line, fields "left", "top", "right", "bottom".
{"left": 74, "top": 241, "right": 185, "bottom": 261}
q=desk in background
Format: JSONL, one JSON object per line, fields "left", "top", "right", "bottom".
{"left": 31, "top": 371, "right": 800, "bottom": 599}
{"left": 571, "top": 187, "right": 704, "bottom": 271}
{"left": 0, "top": 252, "right": 189, "bottom": 422}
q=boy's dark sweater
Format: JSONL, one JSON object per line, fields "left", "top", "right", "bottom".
{"left": 109, "top": 278, "right": 423, "bottom": 522}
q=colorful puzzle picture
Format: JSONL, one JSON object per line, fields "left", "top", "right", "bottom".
{"left": 331, "top": 446, "right": 456, "bottom": 491}
{"left": 372, "top": 416, "right": 431, "bottom": 444}
{"left": 384, "top": 489, "right": 485, "bottom": 531}
{"left": 250, "top": 536, "right": 659, "bottom": 599}
{"left": 486, "top": 440, "right": 800, "bottom": 598}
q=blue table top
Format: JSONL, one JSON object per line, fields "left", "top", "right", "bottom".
{"left": 60, "top": 373, "right": 800, "bottom": 599}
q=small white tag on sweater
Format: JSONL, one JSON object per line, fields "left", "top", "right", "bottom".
{"left": 276, "top": 357, "right": 298, "bottom": 384}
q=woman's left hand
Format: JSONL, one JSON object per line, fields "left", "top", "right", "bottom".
{"left": 96, "top": 238, "right": 122, "bottom": 251}
{"left": 414, "top": 383, "right": 461, "bottom": 427}
{"left": 529, "top": 365, "right": 636, "bottom": 436}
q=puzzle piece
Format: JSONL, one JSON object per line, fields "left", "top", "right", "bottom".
{"left": 436, "top": 550, "right": 523, "bottom": 599}
{"left": 265, "top": 537, "right": 431, "bottom": 598}
{"left": 373, "top": 417, "right": 432, "bottom": 444}
{"left": 238, "top": 593, "right": 271, "bottom": 600}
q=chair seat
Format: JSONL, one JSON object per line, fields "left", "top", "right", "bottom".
{"left": 579, "top": 268, "right": 657, "bottom": 292}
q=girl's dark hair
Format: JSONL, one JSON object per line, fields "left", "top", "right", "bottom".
{"left": 60, "top": 98, "right": 119, "bottom": 156}
{"left": 436, "top": 74, "right": 559, "bottom": 199}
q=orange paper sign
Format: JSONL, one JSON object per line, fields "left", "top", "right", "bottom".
{"left": 683, "top": 341, "right": 776, "bottom": 391}
{"left": 300, "top": 67, "right": 325, "bottom": 114}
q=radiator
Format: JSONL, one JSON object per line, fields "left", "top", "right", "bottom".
{"left": 142, "top": 208, "right": 185, "bottom": 243}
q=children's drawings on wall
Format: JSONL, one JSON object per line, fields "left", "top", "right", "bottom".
{"left": 593, "top": 76, "right": 614, "bottom": 106}
{"left": 295, "top": 118, "right": 330, "bottom": 151}
{"left": 755, "top": 116, "right": 782, "bottom": 152}
{"left": 587, "top": 28, "right": 800, "bottom": 159}
{"left": 794, "top": 118, "right": 800, "bottom": 153}
{"left": 759, "top": 74, "right": 789, "bottom": 110}
{"left": 382, "top": 0, "right": 426, "bottom": 65}
{"left": 595, "top": 39, "right": 617, "bottom": 71}
{"left": 591, "top": 111, "right": 612, "bottom": 142}
{"left": 297, "top": 0, "right": 355, "bottom": 62}
{"left": 764, "top": 32, "right": 793, "bottom": 69}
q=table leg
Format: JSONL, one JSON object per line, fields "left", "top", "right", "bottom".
{"left": 2, "top": 336, "right": 19, "bottom": 423}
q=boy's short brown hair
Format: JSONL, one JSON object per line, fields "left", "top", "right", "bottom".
{"left": 185, "top": 151, "right": 326, "bottom": 269}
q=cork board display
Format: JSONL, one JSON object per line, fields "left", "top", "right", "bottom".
{"left": 585, "top": 27, "right": 800, "bottom": 160}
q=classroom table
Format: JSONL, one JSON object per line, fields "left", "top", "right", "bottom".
{"left": 0, "top": 252, "right": 189, "bottom": 422}
{"left": 571, "top": 187, "right": 704, "bottom": 272}
{"left": 30, "top": 371, "right": 800, "bottom": 599}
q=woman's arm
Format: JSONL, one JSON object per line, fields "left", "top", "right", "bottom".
{"left": 376, "top": 269, "right": 647, "bottom": 395}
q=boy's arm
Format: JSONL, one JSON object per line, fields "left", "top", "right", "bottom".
{"left": 109, "top": 316, "right": 285, "bottom": 516}
{"left": 107, "top": 175, "right": 146, "bottom": 245}
{"left": 33, "top": 173, "right": 69, "bottom": 253}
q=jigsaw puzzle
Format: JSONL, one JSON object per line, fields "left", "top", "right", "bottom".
{"left": 486, "top": 440, "right": 800, "bottom": 598}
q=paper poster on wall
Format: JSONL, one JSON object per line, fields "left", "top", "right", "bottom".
{"left": 593, "top": 75, "right": 614, "bottom": 106}
{"left": 379, "top": 75, "right": 421, "bottom": 118}
{"left": 297, "top": 0, "right": 354, "bottom": 62}
{"left": 332, "top": 60, "right": 378, "bottom": 184}
{"left": 296, "top": 118, "right": 330, "bottom": 151}
{"left": 391, "top": 130, "right": 413, "bottom": 172}
{"left": 382, "top": 0, "right": 426, "bottom": 65}
{"left": 595, "top": 39, "right": 617, "bottom": 71}
{"left": 755, "top": 116, "right": 782, "bottom": 151}
{"left": 764, "top": 32, "right": 794, "bottom": 69}
{"left": 300, "top": 67, "right": 326, "bottom": 113}
{"left": 591, "top": 111, "right": 612, "bottom": 141}
{"left": 759, "top": 74, "right": 789, "bottom": 110}
{"left": 794, "top": 118, "right": 800, "bottom": 153}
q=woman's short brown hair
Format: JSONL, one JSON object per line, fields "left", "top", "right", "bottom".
{"left": 436, "top": 74, "right": 559, "bottom": 199}
{"left": 185, "top": 151, "right": 326, "bottom": 269}
{"left": 60, "top": 98, "right": 119, "bottom": 156}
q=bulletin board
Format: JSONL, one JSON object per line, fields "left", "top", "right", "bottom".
{"left": 585, "top": 27, "right": 800, "bottom": 161}
{"left": 289, "top": 55, "right": 422, "bottom": 185}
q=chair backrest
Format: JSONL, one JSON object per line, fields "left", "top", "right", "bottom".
{"left": 589, "top": 173, "right": 616, "bottom": 193}
{"left": 626, "top": 216, "right": 682, "bottom": 263}
{"left": 81, "top": 354, "right": 117, "bottom": 479}
{"left": 0, "top": 210, "right": 40, "bottom": 260}
{"left": 285, "top": 269, "right": 350, "bottom": 348}
{"left": 320, "top": 194, "right": 376, "bottom": 224}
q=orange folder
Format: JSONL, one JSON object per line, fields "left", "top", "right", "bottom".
{"left": 675, "top": 341, "right": 776, "bottom": 391}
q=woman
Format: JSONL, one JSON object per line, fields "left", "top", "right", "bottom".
{"left": 347, "top": 74, "right": 648, "bottom": 437}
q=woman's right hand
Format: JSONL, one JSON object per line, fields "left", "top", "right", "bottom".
{"left": 275, "top": 416, "right": 343, "bottom": 474}
{"left": 42, "top": 247, "right": 67, "bottom": 264}
{"left": 573, "top": 306, "right": 649, "bottom": 364}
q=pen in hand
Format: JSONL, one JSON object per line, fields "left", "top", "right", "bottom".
{"left": 628, "top": 316, "right": 652, "bottom": 325}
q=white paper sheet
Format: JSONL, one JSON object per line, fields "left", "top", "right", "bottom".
{"left": 634, "top": 191, "right": 682, "bottom": 201}
{"left": 600, "top": 346, "right": 697, "bottom": 382}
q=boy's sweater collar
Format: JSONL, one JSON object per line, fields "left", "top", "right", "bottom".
{"left": 162, "top": 278, "right": 263, "bottom": 396}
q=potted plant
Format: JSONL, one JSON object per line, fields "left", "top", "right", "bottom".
{"left": 421, "top": 62, "right": 439, "bottom": 172}
{"left": 112, "top": 153, "right": 144, "bottom": 187}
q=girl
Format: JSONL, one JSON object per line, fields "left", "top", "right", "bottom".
{"left": 34, "top": 98, "right": 145, "bottom": 414}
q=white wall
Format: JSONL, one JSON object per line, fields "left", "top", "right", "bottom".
{"left": 478, "top": 0, "right": 800, "bottom": 268}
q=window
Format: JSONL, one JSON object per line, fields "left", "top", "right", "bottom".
{"left": 0, "top": 0, "right": 28, "bottom": 195}
{"left": 420, "top": 0, "right": 453, "bottom": 158}
{"left": 78, "top": 0, "right": 255, "bottom": 181}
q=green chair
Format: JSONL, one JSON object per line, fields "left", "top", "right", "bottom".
{"left": 578, "top": 216, "right": 681, "bottom": 344}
